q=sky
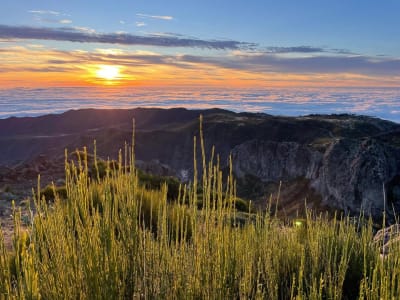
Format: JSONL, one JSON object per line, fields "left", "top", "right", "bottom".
{"left": 1, "top": 0, "right": 400, "bottom": 88}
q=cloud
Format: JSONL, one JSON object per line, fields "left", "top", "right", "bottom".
{"left": 0, "top": 25, "right": 254, "bottom": 50}
{"left": 330, "top": 48, "right": 358, "bottom": 55}
{"left": 1, "top": 87, "right": 399, "bottom": 123}
{"left": 178, "top": 52, "right": 400, "bottom": 76}
{"left": 61, "top": 48, "right": 400, "bottom": 76}
{"left": 263, "top": 46, "right": 357, "bottom": 55}
{"left": 35, "top": 17, "right": 73, "bottom": 24}
{"left": 1, "top": 42, "right": 399, "bottom": 77}
{"left": 136, "top": 13, "right": 173, "bottom": 20}
{"left": 29, "top": 9, "right": 72, "bottom": 24}
{"left": 266, "top": 46, "right": 324, "bottom": 53}
{"left": 1, "top": 45, "right": 400, "bottom": 90}
{"left": 72, "top": 26, "right": 96, "bottom": 34}
{"left": 250, "top": 54, "right": 400, "bottom": 75}
{"left": 5, "top": 43, "right": 399, "bottom": 78}
{"left": 29, "top": 10, "right": 70, "bottom": 17}
{"left": 35, "top": 16, "right": 72, "bottom": 24}
{"left": 59, "top": 19, "right": 72, "bottom": 24}
{"left": 136, "top": 22, "right": 146, "bottom": 27}
{"left": 29, "top": 10, "right": 60, "bottom": 16}
{"left": 147, "top": 32, "right": 185, "bottom": 38}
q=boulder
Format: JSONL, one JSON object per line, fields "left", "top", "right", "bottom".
{"left": 373, "top": 224, "right": 400, "bottom": 257}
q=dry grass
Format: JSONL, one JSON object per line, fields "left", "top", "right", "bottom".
{"left": 0, "top": 118, "right": 399, "bottom": 299}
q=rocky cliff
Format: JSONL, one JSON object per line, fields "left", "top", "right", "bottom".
{"left": 231, "top": 137, "right": 400, "bottom": 219}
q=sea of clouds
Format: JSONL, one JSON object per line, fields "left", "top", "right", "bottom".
{"left": 0, "top": 87, "right": 399, "bottom": 123}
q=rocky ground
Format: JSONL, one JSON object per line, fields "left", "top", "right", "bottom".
{"left": 0, "top": 154, "right": 65, "bottom": 249}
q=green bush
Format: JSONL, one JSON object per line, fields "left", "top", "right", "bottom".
{"left": 232, "top": 197, "right": 250, "bottom": 212}
{"left": 40, "top": 185, "right": 67, "bottom": 201}
{"left": 137, "top": 169, "right": 181, "bottom": 202}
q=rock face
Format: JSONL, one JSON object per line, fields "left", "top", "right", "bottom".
{"left": 232, "top": 140, "right": 322, "bottom": 181}
{"left": 315, "top": 138, "right": 400, "bottom": 217}
{"left": 231, "top": 137, "right": 400, "bottom": 219}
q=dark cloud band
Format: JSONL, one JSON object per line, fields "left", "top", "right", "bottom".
{"left": 0, "top": 24, "right": 255, "bottom": 50}
{"left": 179, "top": 53, "right": 400, "bottom": 76}
{"left": 266, "top": 46, "right": 324, "bottom": 53}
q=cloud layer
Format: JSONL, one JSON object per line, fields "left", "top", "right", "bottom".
{"left": 0, "top": 25, "right": 253, "bottom": 49}
{"left": 1, "top": 87, "right": 399, "bottom": 123}
{"left": 183, "top": 52, "right": 400, "bottom": 76}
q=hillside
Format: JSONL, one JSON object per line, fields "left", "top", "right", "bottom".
{"left": 0, "top": 107, "right": 400, "bottom": 220}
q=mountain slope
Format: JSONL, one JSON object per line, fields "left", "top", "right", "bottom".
{"left": 1, "top": 108, "right": 399, "bottom": 220}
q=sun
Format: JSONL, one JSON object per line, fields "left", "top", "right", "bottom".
{"left": 95, "top": 65, "right": 120, "bottom": 81}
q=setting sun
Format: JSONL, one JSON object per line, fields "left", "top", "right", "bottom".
{"left": 95, "top": 65, "right": 120, "bottom": 81}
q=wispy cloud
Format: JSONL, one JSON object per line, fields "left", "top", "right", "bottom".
{"left": 0, "top": 38, "right": 15, "bottom": 42}
{"left": 29, "top": 9, "right": 72, "bottom": 24}
{"left": 330, "top": 48, "right": 358, "bottom": 55}
{"left": 136, "top": 13, "right": 173, "bottom": 21}
{"left": 0, "top": 25, "right": 254, "bottom": 50}
{"left": 4, "top": 44, "right": 399, "bottom": 78}
{"left": 176, "top": 52, "right": 400, "bottom": 77}
{"left": 28, "top": 10, "right": 60, "bottom": 16}
{"left": 136, "top": 22, "right": 146, "bottom": 27}
{"left": 1, "top": 41, "right": 398, "bottom": 77}
{"left": 35, "top": 17, "right": 72, "bottom": 24}
{"left": 263, "top": 46, "right": 356, "bottom": 55}
{"left": 227, "top": 53, "right": 400, "bottom": 75}
{"left": 266, "top": 46, "right": 324, "bottom": 53}
{"left": 72, "top": 26, "right": 96, "bottom": 34}
{"left": 59, "top": 19, "right": 72, "bottom": 24}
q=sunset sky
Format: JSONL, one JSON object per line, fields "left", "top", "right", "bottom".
{"left": 1, "top": 0, "right": 400, "bottom": 88}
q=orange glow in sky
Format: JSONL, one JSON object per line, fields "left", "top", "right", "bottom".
{"left": 0, "top": 45, "right": 399, "bottom": 88}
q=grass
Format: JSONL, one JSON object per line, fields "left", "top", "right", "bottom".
{"left": 0, "top": 117, "right": 400, "bottom": 299}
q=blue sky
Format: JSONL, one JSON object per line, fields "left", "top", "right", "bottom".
{"left": 3, "top": 0, "right": 400, "bottom": 55}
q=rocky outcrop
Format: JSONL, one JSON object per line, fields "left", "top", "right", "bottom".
{"left": 374, "top": 224, "right": 400, "bottom": 257}
{"left": 232, "top": 140, "right": 322, "bottom": 181}
{"left": 231, "top": 137, "right": 400, "bottom": 219}
{"left": 314, "top": 138, "right": 400, "bottom": 218}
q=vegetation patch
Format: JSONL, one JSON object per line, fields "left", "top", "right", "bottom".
{"left": 0, "top": 122, "right": 398, "bottom": 299}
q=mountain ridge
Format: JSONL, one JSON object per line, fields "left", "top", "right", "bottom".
{"left": 0, "top": 107, "right": 399, "bottom": 220}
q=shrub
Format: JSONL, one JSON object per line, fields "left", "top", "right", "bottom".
{"left": 40, "top": 185, "right": 67, "bottom": 201}
{"left": 137, "top": 169, "right": 181, "bottom": 202}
